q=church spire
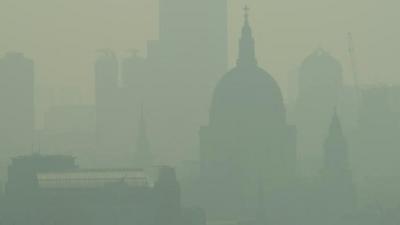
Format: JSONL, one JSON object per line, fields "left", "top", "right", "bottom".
{"left": 323, "top": 109, "right": 350, "bottom": 174}
{"left": 237, "top": 5, "right": 257, "bottom": 67}
{"left": 134, "top": 104, "right": 153, "bottom": 169}
{"left": 256, "top": 177, "right": 267, "bottom": 225}
{"left": 321, "top": 109, "right": 356, "bottom": 214}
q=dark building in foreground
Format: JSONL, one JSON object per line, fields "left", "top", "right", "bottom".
{"left": 0, "top": 154, "right": 204, "bottom": 225}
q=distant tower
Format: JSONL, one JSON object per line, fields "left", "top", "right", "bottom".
{"left": 154, "top": 166, "right": 181, "bottom": 225}
{"left": 142, "top": 0, "right": 228, "bottom": 162}
{"left": 321, "top": 111, "right": 356, "bottom": 216}
{"left": 121, "top": 50, "right": 147, "bottom": 164}
{"left": 94, "top": 50, "right": 123, "bottom": 164}
{"left": 95, "top": 50, "right": 119, "bottom": 92}
{"left": 0, "top": 53, "right": 34, "bottom": 169}
{"left": 158, "top": 0, "right": 227, "bottom": 69}
{"left": 133, "top": 106, "right": 153, "bottom": 169}
{"left": 295, "top": 49, "right": 343, "bottom": 176}
{"left": 121, "top": 49, "right": 146, "bottom": 91}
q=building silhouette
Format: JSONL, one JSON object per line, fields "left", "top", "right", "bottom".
{"left": 121, "top": 51, "right": 147, "bottom": 157}
{"left": 121, "top": 50, "right": 146, "bottom": 94}
{"left": 95, "top": 50, "right": 134, "bottom": 166}
{"left": 198, "top": 7, "right": 296, "bottom": 219}
{"left": 94, "top": 50, "right": 119, "bottom": 152}
{"left": 320, "top": 111, "right": 356, "bottom": 220}
{"left": 0, "top": 52, "right": 35, "bottom": 176}
{"left": 133, "top": 106, "right": 153, "bottom": 171}
{"left": 354, "top": 86, "right": 400, "bottom": 177}
{"left": 295, "top": 49, "right": 344, "bottom": 176}
{"left": 93, "top": 0, "right": 228, "bottom": 164}
{"left": 1, "top": 154, "right": 201, "bottom": 225}
{"left": 127, "top": 0, "right": 228, "bottom": 162}
{"left": 40, "top": 104, "right": 96, "bottom": 166}
{"left": 155, "top": 0, "right": 227, "bottom": 73}
{"left": 154, "top": 166, "right": 182, "bottom": 225}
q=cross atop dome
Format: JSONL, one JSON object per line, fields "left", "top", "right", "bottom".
{"left": 244, "top": 5, "right": 250, "bottom": 19}
{"left": 237, "top": 5, "right": 257, "bottom": 67}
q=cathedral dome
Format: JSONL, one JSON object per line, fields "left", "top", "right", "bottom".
{"left": 200, "top": 8, "right": 296, "bottom": 191}
{"left": 299, "top": 49, "right": 343, "bottom": 88}
{"left": 209, "top": 7, "right": 285, "bottom": 127}
{"left": 210, "top": 66, "right": 285, "bottom": 126}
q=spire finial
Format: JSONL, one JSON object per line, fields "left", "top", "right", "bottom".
{"left": 329, "top": 107, "right": 343, "bottom": 136}
{"left": 237, "top": 5, "right": 257, "bottom": 67}
{"left": 244, "top": 5, "right": 250, "bottom": 20}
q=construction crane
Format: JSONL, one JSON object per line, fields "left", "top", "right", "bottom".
{"left": 348, "top": 32, "right": 362, "bottom": 112}
{"left": 348, "top": 32, "right": 360, "bottom": 91}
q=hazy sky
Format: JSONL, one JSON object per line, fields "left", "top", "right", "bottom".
{"left": 0, "top": 0, "right": 399, "bottom": 103}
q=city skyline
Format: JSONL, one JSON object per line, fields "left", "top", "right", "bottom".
{"left": 1, "top": 0, "right": 398, "bottom": 105}
{"left": 1, "top": 1, "right": 400, "bottom": 224}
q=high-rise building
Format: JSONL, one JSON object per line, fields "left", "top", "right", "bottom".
{"left": 98, "top": 0, "right": 228, "bottom": 164}
{"left": 94, "top": 50, "right": 127, "bottom": 165}
{"left": 157, "top": 0, "right": 227, "bottom": 70}
{"left": 140, "top": 0, "right": 228, "bottom": 161}
{"left": 120, "top": 52, "right": 147, "bottom": 161}
{"left": 0, "top": 52, "right": 35, "bottom": 174}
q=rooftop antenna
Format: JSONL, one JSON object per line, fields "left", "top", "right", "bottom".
{"left": 244, "top": 5, "right": 250, "bottom": 19}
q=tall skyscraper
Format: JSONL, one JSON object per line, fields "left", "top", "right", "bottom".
{"left": 121, "top": 51, "right": 146, "bottom": 103}
{"left": 0, "top": 52, "right": 34, "bottom": 174}
{"left": 95, "top": 0, "right": 228, "bottom": 164}
{"left": 94, "top": 50, "right": 126, "bottom": 165}
{"left": 139, "top": 0, "right": 228, "bottom": 162}
{"left": 157, "top": 0, "right": 227, "bottom": 71}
